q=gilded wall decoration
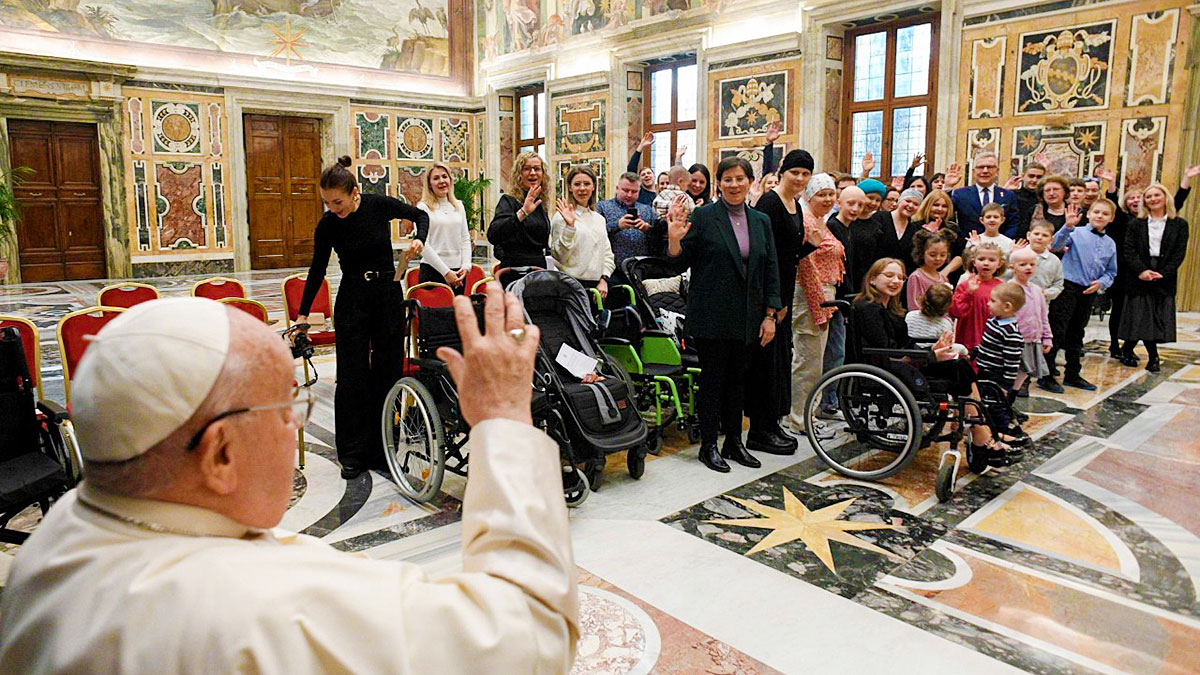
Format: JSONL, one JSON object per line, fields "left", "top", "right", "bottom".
{"left": 718, "top": 72, "right": 787, "bottom": 139}
{"left": 554, "top": 99, "right": 606, "bottom": 155}
{"left": 556, "top": 158, "right": 607, "bottom": 199}
{"left": 969, "top": 37, "right": 1006, "bottom": 119}
{"left": 440, "top": 117, "right": 470, "bottom": 163}
{"left": 358, "top": 164, "right": 392, "bottom": 197}
{"left": 397, "top": 117, "right": 435, "bottom": 160}
{"left": 1012, "top": 123, "right": 1106, "bottom": 177}
{"left": 966, "top": 128, "right": 1001, "bottom": 176}
{"left": 133, "top": 160, "right": 151, "bottom": 252}
{"left": 127, "top": 97, "right": 145, "bottom": 155}
{"left": 1126, "top": 10, "right": 1179, "bottom": 106}
{"left": 718, "top": 145, "right": 784, "bottom": 182}
{"left": 154, "top": 162, "right": 207, "bottom": 249}
{"left": 356, "top": 112, "right": 391, "bottom": 160}
{"left": 1118, "top": 116, "right": 1167, "bottom": 193}
{"left": 1016, "top": 21, "right": 1114, "bottom": 114}
{"left": 207, "top": 104, "right": 223, "bottom": 158}
{"left": 151, "top": 101, "right": 202, "bottom": 154}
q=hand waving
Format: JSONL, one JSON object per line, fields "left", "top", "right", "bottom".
{"left": 555, "top": 198, "right": 576, "bottom": 227}
{"left": 638, "top": 132, "right": 653, "bottom": 152}
{"left": 765, "top": 121, "right": 782, "bottom": 144}
{"left": 522, "top": 184, "right": 542, "bottom": 216}
{"left": 1064, "top": 203, "right": 1081, "bottom": 228}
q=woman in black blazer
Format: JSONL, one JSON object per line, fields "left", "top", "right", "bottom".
{"left": 1119, "top": 183, "right": 1190, "bottom": 372}
{"left": 488, "top": 152, "right": 550, "bottom": 286}
{"left": 666, "top": 157, "right": 782, "bottom": 472}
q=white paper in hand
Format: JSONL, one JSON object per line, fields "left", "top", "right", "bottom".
{"left": 556, "top": 343, "right": 598, "bottom": 379}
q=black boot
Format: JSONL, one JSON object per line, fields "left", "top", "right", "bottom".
{"left": 699, "top": 441, "right": 730, "bottom": 473}
{"left": 721, "top": 436, "right": 761, "bottom": 468}
{"left": 768, "top": 422, "right": 799, "bottom": 450}
{"left": 746, "top": 427, "right": 796, "bottom": 455}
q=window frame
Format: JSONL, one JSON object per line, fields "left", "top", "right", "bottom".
{"left": 841, "top": 15, "right": 940, "bottom": 182}
{"left": 515, "top": 85, "right": 545, "bottom": 159}
{"left": 640, "top": 58, "right": 698, "bottom": 173}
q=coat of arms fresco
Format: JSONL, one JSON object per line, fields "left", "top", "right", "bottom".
{"left": 718, "top": 72, "right": 787, "bottom": 139}
{"left": 1017, "top": 21, "right": 1114, "bottom": 114}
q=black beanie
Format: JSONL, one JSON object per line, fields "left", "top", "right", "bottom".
{"left": 779, "top": 149, "right": 815, "bottom": 174}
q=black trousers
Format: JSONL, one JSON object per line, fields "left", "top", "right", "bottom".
{"left": 1107, "top": 286, "right": 1124, "bottom": 352}
{"left": 744, "top": 325, "right": 790, "bottom": 427}
{"left": 696, "top": 337, "right": 752, "bottom": 445}
{"left": 417, "top": 263, "right": 467, "bottom": 295}
{"left": 333, "top": 279, "right": 406, "bottom": 469}
{"left": 1047, "top": 281, "right": 1094, "bottom": 379}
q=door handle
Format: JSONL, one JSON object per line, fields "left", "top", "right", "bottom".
{"left": 27, "top": 192, "right": 43, "bottom": 197}
{"left": 73, "top": 192, "right": 88, "bottom": 197}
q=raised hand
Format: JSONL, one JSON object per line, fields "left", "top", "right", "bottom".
{"left": 967, "top": 230, "right": 982, "bottom": 247}
{"left": 436, "top": 282, "right": 540, "bottom": 426}
{"left": 638, "top": 132, "right": 653, "bottom": 151}
{"left": 861, "top": 151, "right": 876, "bottom": 176}
{"left": 890, "top": 176, "right": 904, "bottom": 189}
{"left": 1064, "top": 203, "right": 1081, "bottom": 228}
{"left": 667, "top": 194, "right": 689, "bottom": 223}
{"left": 1013, "top": 238, "right": 1029, "bottom": 249}
{"left": 1004, "top": 175, "right": 1022, "bottom": 191}
{"left": 966, "top": 272, "right": 980, "bottom": 293}
{"left": 933, "top": 331, "right": 956, "bottom": 361}
{"left": 555, "top": 198, "right": 576, "bottom": 227}
{"left": 1182, "top": 164, "right": 1200, "bottom": 190}
{"left": 1096, "top": 166, "right": 1116, "bottom": 183}
{"left": 945, "top": 163, "right": 963, "bottom": 187}
{"left": 924, "top": 216, "right": 942, "bottom": 232}
{"left": 674, "top": 144, "right": 688, "bottom": 163}
{"left": 911, "top": 153, "right": 925, "bottom": 169}
{"left": 522, "top": 183, "right": 542, "bottom": 216}
{"left": 765, "top": 121, "right": 782, "bottom": 144}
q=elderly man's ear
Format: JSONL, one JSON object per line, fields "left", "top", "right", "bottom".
{"left": 194, "top": 424, "right": 239, "bottom": 496}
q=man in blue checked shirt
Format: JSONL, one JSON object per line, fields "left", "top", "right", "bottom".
{"left": 1037, "top": 198, "right": 1119, "bottom": 393}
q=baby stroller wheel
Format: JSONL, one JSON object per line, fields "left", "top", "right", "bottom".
{"left": 563, "top": 466, "right": 590, "bottom": 507}
{"left": 686, "top": 425, "right": 701, "bottom": 444}
{"left": 627, "top": 448, "right": 646, "bottom": 479}
{"left": 583, "top": 455, "right": 605, "bottom": 490}
{"left": 648, "top": 431, "right": 664, "bottom": 456}
{"left": 935, "top": 463, "right": 955, "bottom": 502}
{"left": 381, "top": 377, "right": 446, "bottom": 503}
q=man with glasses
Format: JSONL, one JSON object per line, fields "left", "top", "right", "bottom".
{"left": 951, "top": 151, "right": 1019, "bottom": 237}
{"left": 0, "top": 293, "right": 578, "bottom": 672}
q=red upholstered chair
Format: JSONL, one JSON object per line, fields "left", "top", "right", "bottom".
{"left": 97, "top": 283, "right": 159, "bottom": 308}
{"left": 404, "top": 282, "right": 455, "bottom": 308}
{"left": 280, "top": 274, "right": 336, "bottom": 346}
{"left": 463, "top": 265, "right": 486, "bottom": 295}
{"left": 218, "top": 297, "right": 270, "bottom": 324}
{"left": 404, "top": 266, "right": 421, "bottom": 290}
{"left": 192, "top": 276, "right": 246, "bottom": 301}
{"left": 0, "top": 315, "right": 42, "bottom": 399}
{"left": 56, "top": 306, "right": 126, "bottom": 404}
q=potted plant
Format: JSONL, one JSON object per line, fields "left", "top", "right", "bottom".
{"left": 0, "top": 166, "right": 33, "bottom": 282}
{"left": 453, "top": 173, "right": 493, "bottom": 235}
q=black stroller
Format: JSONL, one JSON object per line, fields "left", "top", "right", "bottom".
{"left": 511, "top": 271, "right": 650, "bottom": 493}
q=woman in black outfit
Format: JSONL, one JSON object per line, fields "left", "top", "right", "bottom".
{"left": 687, "top": 163, "right": 711, "bottom": 205}
{"left": 488, "top": 152, "right": 551, "bottom": 286}
{"left": 1119, "top": 182, "right": 1191, "bottom": 372}
{"left": 853, "top": 258, "right": 1018, "bottom": 465}
{"left": 872, "top": 188, "right": 924, "bottom": 273}
{"left": 297, "top": 156, "right": 429, "bottom": 479}
{"left": 746, "top": 150, "right": 817, "bottom": 454}
{"left": 666, "top": 157, "right": 781, "bottom": 473}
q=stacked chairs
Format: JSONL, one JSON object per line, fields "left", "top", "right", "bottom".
{"left": 97, "top": 282, "right": 159, "bottom": 308}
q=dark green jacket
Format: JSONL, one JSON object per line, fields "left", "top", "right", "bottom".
{"left": 670, "top": 199, "right": 782, "bottom": 342}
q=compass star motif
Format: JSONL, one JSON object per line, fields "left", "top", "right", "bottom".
{"left": 269, "top": 19, "right": 309, "bottom": 66}
{"left": 708, "top": 488, "right": 903, "bottom": 574}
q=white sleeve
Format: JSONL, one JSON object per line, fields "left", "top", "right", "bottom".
{"left": 457, "top": 203, "right": 473, "bottom": 272}
{"left": 418, "top": 202, "right": 451, "bottom": 276}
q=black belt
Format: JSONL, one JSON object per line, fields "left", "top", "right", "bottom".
{"left": 347, "top": 270, "right": 394, "bottom": 282}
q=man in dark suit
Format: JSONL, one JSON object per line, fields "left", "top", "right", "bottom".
{"left": 952, "top": 151, "right": 1019, "bottom": 238}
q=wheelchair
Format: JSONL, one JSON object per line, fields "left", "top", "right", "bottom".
{"left": 0, "top": 323, "right": 83, "bottom": 544}
{"left": 801, "top": 301, "right": 1021, "bottom": 502}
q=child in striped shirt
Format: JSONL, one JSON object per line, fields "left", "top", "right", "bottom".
{"left": 974, "top": 281, "right": 1028, "bottom": 445}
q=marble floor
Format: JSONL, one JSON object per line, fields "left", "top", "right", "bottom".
{"left": 3, "top": 271, "right": 1200, "bottom": 673}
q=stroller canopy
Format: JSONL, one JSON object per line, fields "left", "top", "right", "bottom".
{"left": 509, "top": 270, "right": 597, "bottom": 336}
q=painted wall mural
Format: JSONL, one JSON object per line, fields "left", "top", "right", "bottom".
{"left": 123, "top": 87, "right": 231, "bottom": 257}
{"left": 718, "top": 72, "right": 786, "bottom": 139}
{"left": 1016, "top": 21, "right": 1114, "bottom": 114}
{"left": 0, "top": 0, "right": 456, "bottom": 78}
{"left": 958, "top": 0, "right": 1192, "bottom": 200}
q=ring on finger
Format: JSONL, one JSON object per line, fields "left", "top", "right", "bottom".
{"left": 508, "top": 328, "right": 526, "bottom": 343}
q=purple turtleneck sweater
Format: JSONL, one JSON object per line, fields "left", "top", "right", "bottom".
{"left": 724, "top": 198, "right": 750, "bottom": 262}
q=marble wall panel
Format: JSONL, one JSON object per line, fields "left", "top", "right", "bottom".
{"left": 1016, "top": 20, "right": 1115, "bottom": 115}
{"left": 396, "top": 165, "right": 427, "bottom": 206}
{"left": 556, "top": 157, "right": 607, "bottom": 200}
{"left": 440, "top": 117, "right": 470, "bottom": 163}
{"left": 554, "top": 97, "right": 606, "bottom": 155}
{"left": 133, "top": 160, "right": 151, "bottom": 252}
{"left": 707, "top": 57, "right": 801, "bottom": 171}
{"left": 499, "top": 114, "right": 515, "bottom": 192}
{"left": 358, "top": 163, "right": 392, "bottom": 197}
{"left": 355, "top": 111, "right": 391, "bottom": 160}
{"left": 824, "top": 67, "right": 841, "bottom": 172}
{"left": 717, "top": 71, "right": 787, "bottom": 139}
{"left": 969, "top": 37, "right": 1006, "bottom": 119}
{"left": 1125, "top": 9, "right": 1180, "bottom": 106}
{"left": 211, "top": 163, "right": 226, "bottom": 248}
{"left": 967, "top": 128, "right": 1001, "bottom": 176}
{"left": 718, "top": 145, "right": 784, "bottom": 184}
{"left": 207, "top": 103, "right": 223, "bottom": 158}
{"left": 154, "top": 161, "right": 207, "bottom": 250}
{"left": 397, "top": 116, "right": 436, "bottom": 161}
{"left": 150, "top": 101, "right": 202, "bottom": 155}
{"left": 1011, "top": 123, "right": 1105, "bottom": 178}
{"left": 126, "top": 97, "right": 145, "bottom": 155}
{"left": 1117, "top": 116, "right": 1167, "bottom": 194}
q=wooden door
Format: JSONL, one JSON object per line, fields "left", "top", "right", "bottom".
{"left": 8, "top": 120, "right": 106, "bottom": 282}
{"left": 244, "top": 114, "right": 323, "bottom": 269}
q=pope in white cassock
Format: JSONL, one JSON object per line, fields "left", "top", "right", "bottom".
{"left": 0, "top": 284, "right": 579, "bottom": 673}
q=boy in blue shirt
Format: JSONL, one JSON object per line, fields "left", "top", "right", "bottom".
{"left": 1038, "top": 199, "right": 1118, "bottom": 392}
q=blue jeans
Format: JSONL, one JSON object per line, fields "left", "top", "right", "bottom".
{"left": 820, "top": 311, "right": 845, "bottom": 410}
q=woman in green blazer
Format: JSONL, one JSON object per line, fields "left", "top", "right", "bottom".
{"left": 666, "top": 157, "right": 782, "bottom": 472}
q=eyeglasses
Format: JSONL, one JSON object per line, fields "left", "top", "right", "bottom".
{"left": 522, "top": 166, "right": 544, "bottom": 173}
{"left": 186, "top": 388, "right": 315, "bottom": 450}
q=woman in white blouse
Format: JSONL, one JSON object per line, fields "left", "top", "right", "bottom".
{"left": 417, "top": 162, "right": 474, "bottom": 294}
{"left": 550, "top": 165, "right": 614, "bottom": 298}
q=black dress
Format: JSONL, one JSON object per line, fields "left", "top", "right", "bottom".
{"left": 487, "top": 193, "right": 550, "bottom": 275}
{"left": 872, "top": 211, "right": 921, "bottom": 274}
{"left": 1119, "top": 216, "right": 1189, "bottom": 343}
{"left": 847, "top": 217, "right": 883, "bottom": 294}
{"left": 300, "top": 193, "right": 430, "bottom": 471}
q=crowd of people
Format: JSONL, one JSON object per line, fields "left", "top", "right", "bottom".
{"left": 486, "top": 136, "right": 1196, "bottom": 472}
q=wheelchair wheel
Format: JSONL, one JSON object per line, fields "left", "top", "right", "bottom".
{"left": 382, "top": 377, "right": 446, "bottom": 502}
{"left": 563, "top": 466, "right": 590, "bottom": 507}
{"left": 935, "top": 463, "right": 955, "bottom": 502}
{"left": 805, "top": 365, "right": 923, "bottom": 480}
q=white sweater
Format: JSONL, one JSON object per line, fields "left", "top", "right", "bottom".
{"left": 549, "top": 207, "right": 615, "bottom": 281}
{"left": 417, "top": 198, "right": 473, "bottom": 275}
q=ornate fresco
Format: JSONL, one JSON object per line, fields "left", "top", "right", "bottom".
{"left": 1016, "top": 21, "right": 1115, "bottom": 114}
{"left": 717, "top": 72, "right": 787, "bottom": 139}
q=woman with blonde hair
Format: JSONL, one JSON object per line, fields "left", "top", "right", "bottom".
{"left": 550, "top": 165, "right": 614, "bottom": 297}
{"left": 1118, "top": 182, "right": 1190, "bottom": 371}
{"left": 417, "top": 162, "right": 473, "bottom": 293}
{"left": 912, "top": 188, "right": 964, "bottom": 281}
{"left": 488, "top": 151, "right": 551, "bottom": 286}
